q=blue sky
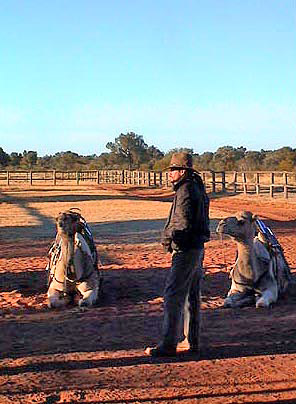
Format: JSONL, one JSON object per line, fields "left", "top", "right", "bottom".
{"left": 0, "top": 0, "right": 295, "bottom": 156}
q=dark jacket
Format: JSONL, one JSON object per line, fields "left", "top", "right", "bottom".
{"left": 161, "top": 171, "right": 210, "bottom": 252}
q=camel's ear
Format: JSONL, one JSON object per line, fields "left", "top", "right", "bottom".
{"left": 56, "top": 211, "right": 63, "bottom": 222}
{"left": 252, "top": 214, "right": 258, "bottom": 222}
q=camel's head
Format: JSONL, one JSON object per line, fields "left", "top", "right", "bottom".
{"left": 56, "top": 211, "right": 80, "bottom": 237}
{"left": 216, "top": 211, "right": 257, "bottom": 242}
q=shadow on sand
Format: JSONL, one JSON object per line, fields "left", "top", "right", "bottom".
{"left": 1, "top": 267, "right": 296, "bottom": 363}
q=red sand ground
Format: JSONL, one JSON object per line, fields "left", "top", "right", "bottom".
{"left": 1, "top": 187, "right": 296, "bottom": 403}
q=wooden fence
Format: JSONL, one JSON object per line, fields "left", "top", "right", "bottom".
{"left": 200, "top": 171, "right": 296, "bottom": 198}
{"left": 0, "top": 170, "right": 170, "bottom": 187}
{"left": 1, "top": 170, "right": 296, "bottom": 198}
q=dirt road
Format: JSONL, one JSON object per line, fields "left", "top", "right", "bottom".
{"left": 1, "top": 186, "right": 296, "bottom": 403}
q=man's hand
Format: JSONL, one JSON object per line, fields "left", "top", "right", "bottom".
{"left": 161, "top": 238, "right": 172, "bottom": 253}
{"left": 172, "top": 229, "right": 190, "bottom": 250}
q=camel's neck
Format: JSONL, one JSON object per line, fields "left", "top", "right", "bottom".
{"left": 60, "top": 233, "right": 74, "bottom": 243}
{"left": 236, "top": 240, "right": 255, "bottom": 280}
{"left": 236, "top": 239, "right": 253, "bottom": 255}
{"left": 60, "top": 234, "right": 75, "bottom": 272}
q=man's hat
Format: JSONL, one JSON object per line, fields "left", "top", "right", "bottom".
{"left": 166, "top": 152, "right": 193, "bottom": 170}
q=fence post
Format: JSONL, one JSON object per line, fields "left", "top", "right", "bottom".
{"left": 76, "top": 171, "right": 80, "bottom": 185}
{"left": 159, "top": 172, "right": 162, "bottom": 187}
{"left": 153, "top": 171, "right": 157, "bottom": 186}
{"left": 270, "top": 172, "right": 274, "bottom": 197}
{"left": 7, "top": 171, "right": 10, "bottom": 185}
{"left": 166, "top": 172, "right": 170, "bottom": 187}
{"left": 143, "top": 171, "right": 147, "bottom": 185}
{"left": 283, "top": 172, "right": 288, "bottom": 199}
{"left": 221, "top": 171, "right": 226, "bottom": 192}
{"left": 232, "top": 172, "right": 237, "bottom": 193}
{"left": 29, "top": 171, "right": 33, "bottom": 185}
{"left": 255, "top": 172, "right": 260, "bottom": 195}
{"left": 242, "top": 172, "right": 247, "bottom": 194}
{"left": 200, "top": 172, "right": 205, "bottom": 191}
{"left": 211, "top": 172, "right": 216, "bottom": 193}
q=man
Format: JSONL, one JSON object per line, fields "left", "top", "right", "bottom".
{"left": 145, "top": 152, "right": 210, "bottom": 357}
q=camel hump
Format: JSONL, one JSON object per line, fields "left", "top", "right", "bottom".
{"left": 253, "top": 236, "right": 271, "bottom": 263}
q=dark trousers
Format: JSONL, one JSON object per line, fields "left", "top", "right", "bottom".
{"left": 161, "top": 247, "right": 204, "bottom": 349}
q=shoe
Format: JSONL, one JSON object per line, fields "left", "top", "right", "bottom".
{"left": 145, "top": 345, "right": 177, "bottom": 357}
{"left": 177, "top": 338, "right": 190, "bottom": 351}
{"left": 177, "top": 339, "right": 200, "bottom": 355}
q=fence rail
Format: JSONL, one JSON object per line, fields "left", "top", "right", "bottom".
{"left": 0, "top": 170, "right": 170, "bottom": 187}
{"left": 1, "top": 170, "right": 296, "bottom": 198}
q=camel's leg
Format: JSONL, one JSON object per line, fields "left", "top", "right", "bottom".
{"left": 76, "top": 282, "right": 99, "bottom": 307}
{"left": 47, "top": 288, "right": 70, "bottom": 308}
{"left": 78, "top": 288, "right": 98, "bottom": 307}
{"left": 255, "top": 285, "right": 278, "bottom": 308}
{"left": 255, "top": 260, "right": 278, "bottom": 308}
{"left": 224, "top": 291, "right": 255, "bottom": 308}
{"left": 255, "top": 290, "right": 274, "bottom": 308}
{"left": 224, "top": 274, "right": 255, "bottom": 307}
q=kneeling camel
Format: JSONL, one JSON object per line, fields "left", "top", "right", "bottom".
{"left": 47, "top": 210, "right": 101, "bottom": 308}
{"left": 216, "top": 211, "right": 291, "bottom": 308}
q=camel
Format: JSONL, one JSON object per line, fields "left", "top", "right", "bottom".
{"left": 216, "top": 211, "right": 291, "bottom": 308}
{"left": 47, "top": 210, "right": 101, "bottom": 308}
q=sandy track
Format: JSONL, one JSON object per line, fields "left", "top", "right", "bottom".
{"left": 1, "top": 186, "right": 296, "bottom": 403}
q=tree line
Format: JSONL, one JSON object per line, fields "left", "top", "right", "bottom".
{"left": 1, "top": 132, "right": 296, "bottom": 172}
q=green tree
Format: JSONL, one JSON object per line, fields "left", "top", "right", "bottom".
{"left": 212, "top": 146, "right": 246, "bottom": 171}
{"left": 21, "top": 150, "right": 38, "bottom": 169}
{"left": 195, "top": 152, "right": 214, "bottom": 170}
{"left": 263, "top": 147, "right": 296, "bottom": 171}
{"left": 51, "top": 151, "right": 83, "bottom": 170}
{"left": 278, "top": 158, "right": 295, "bottom": 171}
{"left": 0, "top": 147, "right": 10, "bottom": 167}
{"left": 238, "top": 151, "right": 264, "bottom": 171}
{"left": 9, "top": 152, "right": 22, "bottom": 167}
{"left": 106, "top": 132, "right": 155, "bottom": 169}
{"left": 37, "top": 154, "right": 53, "bottom": 169}
{"left": 146, "top": 145, "right": 164, "bottom": 168}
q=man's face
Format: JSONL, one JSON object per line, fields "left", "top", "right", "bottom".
{"left": 169, "top": 168, "right": 186, "bottom": 183}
